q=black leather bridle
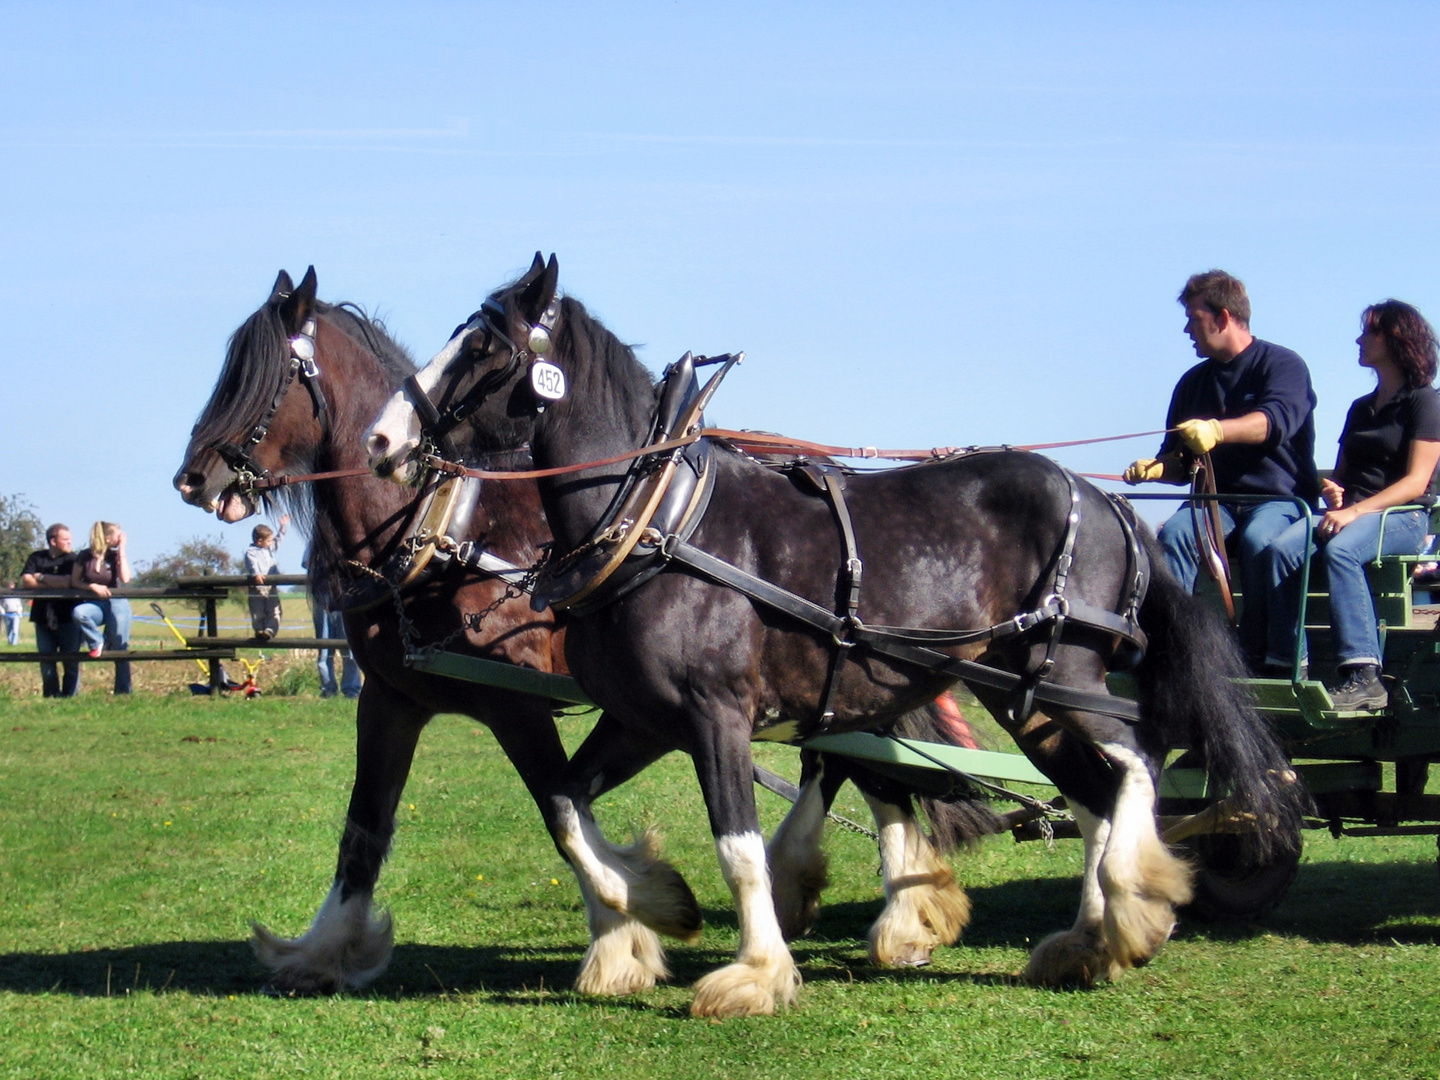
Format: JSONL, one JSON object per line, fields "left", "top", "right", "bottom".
{"left": 212, "top": 315, "right": 331, "bottom": 494}
{"left": 402, "top": 293, "right": 562, "bottom": 466}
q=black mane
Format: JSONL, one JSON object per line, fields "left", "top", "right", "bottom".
{"left": 189, "top": 298, "right": 414, "bottom": 454}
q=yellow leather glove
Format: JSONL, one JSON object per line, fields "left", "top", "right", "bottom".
{"left": 1175, "top": 417, "right": 1225, "bottom": 455}
{"left": 1124, "top": 459, "right": 1166, "bottom": 485}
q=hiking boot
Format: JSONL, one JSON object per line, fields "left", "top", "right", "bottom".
{"left": 1328, "top": 665, "right": 1388, "bottom": 711}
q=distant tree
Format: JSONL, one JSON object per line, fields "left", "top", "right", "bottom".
{"left": 136, "top": 536, "right": 235, "bottom": 590}
{"left": 0, "top": 493, "right": 43, "bottom": 586}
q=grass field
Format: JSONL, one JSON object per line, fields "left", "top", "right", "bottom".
{"left": 2, "top": 692, "right": 1439, "bottom": 1079}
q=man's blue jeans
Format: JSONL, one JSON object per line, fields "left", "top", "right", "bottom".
{"left": 1266, "top": 508, "right": 1427, "bottom": 669}
{"left": 34, "top": 620, "right": 80, "bottom": 697}
{"left": 1157, "top": 498, "right": 1306, "bottom": 666}
{"left": 73, "top": 598, "right": 133, "bottom": 693}
{"left": 313, "top": 607, "right": 360, "bottom": 698}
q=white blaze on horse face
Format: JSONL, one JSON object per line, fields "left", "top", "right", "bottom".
{"left": 363, "top": 329, "right": 471, "bottom": 484}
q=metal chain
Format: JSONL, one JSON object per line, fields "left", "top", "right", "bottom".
{"left": 342, "top": 557, "right": 539, "bottom": 667}
{"left": 885, "top": 733, "right": 1074, "bottom": 848}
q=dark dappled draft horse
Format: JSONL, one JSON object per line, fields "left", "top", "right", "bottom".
{"left": 364, "top": 253, "right": 1307, "bottom": 1018}
{"left": 174, "top": 267, "right": 981, "bottom": 1000}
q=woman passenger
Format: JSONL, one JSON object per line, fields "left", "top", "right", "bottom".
{"left": 1265, "top": 301, "right": 1440, "bottom": 710}
{"left": 70, "top": 521, "right": 133, "bottom": 694}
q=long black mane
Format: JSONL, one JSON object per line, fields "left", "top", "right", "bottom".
{"left": 190, "top": 298, "right": 414, "bottom": 455}
{"left": 542, "top": 296, "right": 658, "bottom": 448}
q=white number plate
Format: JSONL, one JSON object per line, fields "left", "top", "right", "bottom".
{"left": 530, "top": 361, "right": 567, "bottom": 401}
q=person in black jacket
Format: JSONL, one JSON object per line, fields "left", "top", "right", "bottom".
{"left": 21, "top": 523, "right": 80, "bottom": 697}
{"left": 1125, "top": 270, "right": 1319, "bottom": 669}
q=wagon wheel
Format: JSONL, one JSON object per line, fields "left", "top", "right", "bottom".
{"left": 1179, "top": 823, "right": 1302, "bottom": 922}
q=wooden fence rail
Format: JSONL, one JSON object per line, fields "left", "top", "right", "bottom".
{"left": 0, "top": 575, "right": 344, "bottom": 692}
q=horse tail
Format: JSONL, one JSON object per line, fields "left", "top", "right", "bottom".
{"left": 1131, "top": 535, "right": 1307, "bottom": 860}
{"left": 884, "top": 699, "right": 1006, "bottom": 853}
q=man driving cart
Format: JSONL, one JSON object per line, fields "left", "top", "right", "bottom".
{"left": 1125, "top": 269, "right": 1319, "bottom": 674}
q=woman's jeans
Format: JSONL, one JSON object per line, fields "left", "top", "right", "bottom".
{"left": 1266, "top": 508, "right": 1428, "bottom": 670}
{"left": 72, "top": 597, "right": 133, "bottom": 693}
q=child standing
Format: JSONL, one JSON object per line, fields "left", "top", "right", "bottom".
{"left": 245, "top": 515, "right": 288, "bottom": 641}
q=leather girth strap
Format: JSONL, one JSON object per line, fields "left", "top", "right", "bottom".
{"left": 793, "top": 463, "right": 864, "bottom": 733}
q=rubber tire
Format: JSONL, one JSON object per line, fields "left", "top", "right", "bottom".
{"left": 1180, "top": 830, "right": 1301, "bottom": 922}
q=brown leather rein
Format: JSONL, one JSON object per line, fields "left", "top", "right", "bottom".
{"left": 414, "top": 427, "right": 1172, "bottom": 483}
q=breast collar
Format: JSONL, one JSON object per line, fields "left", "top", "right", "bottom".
{"left": 530, "top": 351, "right": 734, "bottom": 615}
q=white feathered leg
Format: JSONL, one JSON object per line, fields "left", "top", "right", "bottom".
{"left": 861, "top": 793, "right": 969, "bottom": 967}
{"left": 691, "top": 831, "right": 802, "bottom": 1017}
{"left": 250, "top": 883, "right": 394, "bottom": 993}
{"left": 553, "top": 795, "right": 700, "bottom": 996}
{"left": 767, "top": 771, "right": 830, "bottom": 941}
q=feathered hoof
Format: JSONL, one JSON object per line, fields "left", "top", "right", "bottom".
{"left": 616, "top": 830, "right": 704, "bottom": 943}
{"left": 868, "top": 869, "right": 970, "bottom": 968}
{"left": 249, "top": 912, "right": 394, "bottom": 994}
{"left": 575, "top": 920, "right": 669, "bottom": 997}
{"left": 1022, "top": 927, "right": 1116, "bottom": 988}
{"left": 1101, "top": 832, "right": 1193, "bottom": 971}
{"left": 771, "top": 852, "right": 829, "bottom": 942}
{"left": 689, "top": 958, "right": 802, "bottom": 1018}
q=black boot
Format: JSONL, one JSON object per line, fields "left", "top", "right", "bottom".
{"left": 1328, "top": 664, "right": 1387, "bottom": 711}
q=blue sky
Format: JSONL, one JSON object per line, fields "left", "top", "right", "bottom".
{"left": 2, "top": 1, "right": 1438, "bottom": 566}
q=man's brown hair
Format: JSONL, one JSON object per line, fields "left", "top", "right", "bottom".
{"left": 1179, "top": 269, "right": 1251, "bottom": 328}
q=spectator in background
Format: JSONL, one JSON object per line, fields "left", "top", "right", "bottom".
{"left": 22, "top": 523, "right": 80, "bottom": 697}
{"left": 245, "top": 515, "right": 289, "bottom": 641}
{"left": 2, "top": 586, "right": 22, "bottom": 646}
{"left": 312, "top": 574, "right": 360, "bottom": 699}
{"left": 71, "top": 521, "right": 134, "bottom": 694}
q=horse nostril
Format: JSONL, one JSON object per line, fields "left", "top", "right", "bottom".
{"left": 175, "top": 471, "right": 203, "bottom": 495}
{"left": 366, "top": 432, "right": 389, "bottom": 463}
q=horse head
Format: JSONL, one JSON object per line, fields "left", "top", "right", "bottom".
{"left": 174, "top": 265, "right": 328, "bottom": 521}
{"left": 366, "top": 252, "right": 560, "bottom": 484}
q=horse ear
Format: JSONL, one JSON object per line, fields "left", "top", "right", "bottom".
{"left": 279, "top": 265, "right": 318, "bottom": 334}
{"left": 269, "top": 270, "right": 294, "bottom": 303}
{"left": 514, "top": 251, "right": 546, "bottom": 289}
{"left": 517, "top": 254, "right": 559, "bottom": 326}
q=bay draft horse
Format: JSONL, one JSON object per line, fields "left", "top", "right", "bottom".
{"left": 364, "top": 254, "right": 1307, "bottom": 1017}
{"left": 175, "top": 267, "right": 988, "bottom": 999}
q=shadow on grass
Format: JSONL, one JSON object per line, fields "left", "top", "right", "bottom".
{"left": 3, "top": 859, "right": 1434, "bottom": 1001}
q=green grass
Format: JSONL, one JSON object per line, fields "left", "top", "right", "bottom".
{"left": 1, "top": 694, "right": 1439, "bottom": 1079}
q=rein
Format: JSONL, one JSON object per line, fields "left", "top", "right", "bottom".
{"left": 416, "top": 427, "right": 1175, "bottom": 483}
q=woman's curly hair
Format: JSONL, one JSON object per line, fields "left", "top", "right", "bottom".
{"left": 1364, "top": 299, "right": 1439, "bottom": 388}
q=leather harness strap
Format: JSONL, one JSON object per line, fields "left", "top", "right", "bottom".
{"left": 800, "top": 464, "right": 864, "bottom": 732}
{"left": 1190, "top": 453, "right": 1236, "bottom": 622}
{"left": 658, "top": 535, "right": 1142, "bottom": 726}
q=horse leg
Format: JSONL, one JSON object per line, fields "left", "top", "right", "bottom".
{"left": 1024, "top": 801, "right": 1112, "bottom": 985}
{"left": 251, "top": 679, "right": 424, "bottom": 992}
{"left": 1013, "top": 705, "right": 1192, "bottom": 986}
{"left": 690, "top": 717, "right": 802, "bottom": 1018}
{"left": 547, "top": 712, "right": 701, "bottom": 997}
{"left": 857, "top": 787, "right": 969, "bottom": 968}
{"left": 1092, "top": 738, "right": 1193, "bottom": 974}
{"left": 766, "top": 749, "right": 832, "bottom": 941}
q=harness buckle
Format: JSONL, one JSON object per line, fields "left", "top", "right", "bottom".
{"left": 660, "top": 532, "right": 682, "bottom": 559}
{"left": 299, "top": 357, "right": 320, "bottom": 380}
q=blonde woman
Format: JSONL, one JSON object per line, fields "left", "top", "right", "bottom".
{"left": 70, "top": 521, "right": 133, "bottom": 693}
